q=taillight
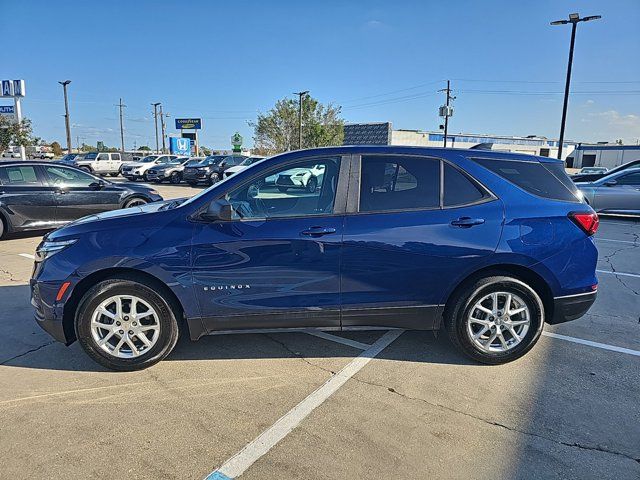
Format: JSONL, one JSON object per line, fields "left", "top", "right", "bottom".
{"left": 569, "top": 212, "right": 599, "bottom": 236}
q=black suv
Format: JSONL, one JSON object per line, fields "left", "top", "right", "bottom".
{"left": 182, "top": 155, "right": 248, "bottom": 186}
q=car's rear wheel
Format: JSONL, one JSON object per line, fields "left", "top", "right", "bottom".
{"left": 444, "top": 275, "right": 544, "bottom": 364}
{"left": 76, "top": 279, "right": 179, "bottom": 371}
{"left": 209, "top": 172, "right": 220, "bottom": 185}
{"left": 170, "top": 172, "right": 181, "bottom": 184}
{"left": 80, "top": 166, "right": 91, "bottom": 173}
{"left": 123, "top": 197, "right": 148, "bottom": 208}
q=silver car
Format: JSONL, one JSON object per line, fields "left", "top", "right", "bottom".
{"left": 577, "top": 168, "right": 640, "bottom": 215}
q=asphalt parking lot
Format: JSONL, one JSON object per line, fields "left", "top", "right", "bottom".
{"left": 0, "top": 181, "right": 638, "bottom": 479}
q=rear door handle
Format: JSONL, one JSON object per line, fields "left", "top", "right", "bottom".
{"left": 450, "top": 217, "right": 485, "bottom": 228}
{"left": 301, "top": 226, "right": 337, "bottom": 237}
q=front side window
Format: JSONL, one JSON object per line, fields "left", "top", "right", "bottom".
{"left": 44, "top": 166, "right": 96, "bottom": 187}
{"left": 615, "top": 172, "right": 640, "bottom": 185}
{"left": 225, "top": 157, "right": 341, "bottom": 220}
{"left": 0, "top": 166, "right": 42, "bottom": 185}
{"left": 359, "top": 155, "right": 439, "bottom": 212}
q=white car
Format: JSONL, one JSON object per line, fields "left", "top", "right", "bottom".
{"left": 121, "top": 155, "right": 182, "bottom": 181}
{"left": 275, "top": 164, "right": 325, "bottom": 193}
{"left": 223, "top": 156, "right": 266, "bottom": 178}
{"left": 75, "top": 151, "right": 124, "bottom": 176}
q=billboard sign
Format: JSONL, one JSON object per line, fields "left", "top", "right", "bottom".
{"left": 170, "top": 137, "right": 191, "bottom": 155}
{"left": 0, "top": 105, "right": 15, "bottom": 118}
{"left": 175, "top": 118, "right": 202, "bottom": 130}
{"left": 0, "top": 80, "right": 25, "bottom": 97}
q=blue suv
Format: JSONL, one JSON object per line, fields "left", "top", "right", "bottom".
{"left": 30, "top": 146, "right": 599, "bottom": 370}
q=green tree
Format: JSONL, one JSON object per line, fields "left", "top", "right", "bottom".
{"left": 250, "top": 95, "right": 344, "bottom": 155}
{"left": 0, "top": 116, "right": 33, "bottom": 154}
{"left": 199, "top": 146, "right": 212, "bottom": 156}
{"left": 50, "top": 141, "right": 63, "bottom": 156}
{"left": 138, "top": 145, "right": 151, "bottom": 151}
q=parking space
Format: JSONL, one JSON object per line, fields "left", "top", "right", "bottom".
{"left": 0, "top": 189, "right": 638, "bottom": 479}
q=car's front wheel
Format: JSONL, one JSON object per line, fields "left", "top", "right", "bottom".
{"left": 123, "top": 197, "right": 148, "bottom": 208}
{"left": 209, "top": 172, "right": 220, "bottom": 185}
{"left": 444, "top": 275, "right": 544, "bottom": 364}
{"left": 75, "top": 279, "right": 179, "bottom": 371}
{"left": 170, "top": 172, "right": 181, "bottom": 184}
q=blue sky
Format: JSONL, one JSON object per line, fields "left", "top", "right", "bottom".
{"left": 2, "top": 0, "right": 639, "bottom": 149}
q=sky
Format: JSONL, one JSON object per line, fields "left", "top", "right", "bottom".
{"left": 2, "top": 0, "right": 639, "bottom": 150}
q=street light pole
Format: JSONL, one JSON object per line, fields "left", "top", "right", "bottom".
{"left": 116, "top": 98, "right": 126, "bottom": 153}
{"left": 294, "top": 90, "right": 309, "bottom": 150}
{"left": 58, "top": 80, "right": 72, "bottom": 154}
{"left": 551, "top": 13, "right": 601, "bottom": 160}
{"left": 151, "top": 102, "right": 161, "bottom": 154}
{"left": 159, "top": 105, "right": 167, "bottom": 154}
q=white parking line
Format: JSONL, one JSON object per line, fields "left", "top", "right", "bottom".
{"left": 595, "top": 238, "right": 638, "bottom": 245}
{"left": 18, "top": 253, "right": 35, "bottom": 260}
{"left": 204, "top": 329, "right": 404, "bottom": 480}
{"left": 542, "top": 331, "right": 640, "bottom": 357}
{"left": 596, "top": 269, "right": 640, "bottom": 279}
{"left": 304, "top": 329, "right": 371, "bottom": 350}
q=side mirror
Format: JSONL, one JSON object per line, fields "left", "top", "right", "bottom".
{"left": 89, "top": 180, "right": 104, "bottom": 190}
{"left": 604, "top": 179, "right": 617, "bottom": 187}
{"left": 202, "top": 199, "right": 233, "bottom": 222}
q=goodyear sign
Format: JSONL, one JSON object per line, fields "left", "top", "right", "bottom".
{"left": 1, "top": 80, "right": 25, "bottom": 97}
{"left": 175, "top": 118, "right": 202, "bottom": 130}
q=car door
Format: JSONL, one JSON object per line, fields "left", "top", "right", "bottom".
{"left": 0, "top": 164, "right": 58, "bottom": 230}
{"left": 43, "top": 165, "right": 124, "bottom": 221}
{"left": 191, "top": 154, "right": 348, "bottom": 332}
{"left": 109, "top": 153, "right": 121, "bottom": 173}
{"left": 94, "top": 153, "right": 110, "bottom": 174}
{"left": 340, "top": 154, "right": 503, "bottom": 330}
{"left": 593, "top": 172, "right": 640, "bottom": 213}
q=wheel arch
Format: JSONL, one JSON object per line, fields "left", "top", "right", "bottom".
{"left": 442, "top": 263, "right": 555, "bottom": 328}
{"left": 62, "top": 267, "right": 187, "bottom": 344}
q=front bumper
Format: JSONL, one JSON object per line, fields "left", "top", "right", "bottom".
{"left": 550, "top": 291, "right": 597, "bottom": 324}
{"left": 30, "top": 279, "right": 71, "bottom": 344}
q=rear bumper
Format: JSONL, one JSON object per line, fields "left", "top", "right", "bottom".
{"left": 549, "top": 291, "right": 597, "bottom": 324}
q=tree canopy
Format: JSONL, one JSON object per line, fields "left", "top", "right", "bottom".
{"left": 250, "top": 95, "right": 344, "bottom": 156}
{"left": 0, "top": 116, "right": 33, "bottom": 154}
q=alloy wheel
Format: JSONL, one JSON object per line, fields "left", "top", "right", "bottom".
{"left": 90, "top": 295, "right": 161, "bottom": 358}
{"left": 466, "top": 291, "right": 530, "bottom": 353}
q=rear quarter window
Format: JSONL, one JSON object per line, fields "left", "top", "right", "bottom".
{"left": 474, "top": 157, "right": 579, "bottom": 202}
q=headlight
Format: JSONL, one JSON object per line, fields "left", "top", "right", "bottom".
{"left": 35, "top": 239, "right": 77, "bottom": 262}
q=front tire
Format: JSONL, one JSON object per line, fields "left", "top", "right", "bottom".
{"left": 75, "top": 279, "right": 179, "bottom": 371}
{"left": 123, "top": 197, "right": 148, "bottom": 208}
{"left": 170, "top": 171, "right": 181, "bottom": 184}
{"left": 444, "top": 275, "right": 544, "bottom": 365}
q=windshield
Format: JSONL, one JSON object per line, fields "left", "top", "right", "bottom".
{"left": 139, "top": 156, "right": 159, "bottom": 163}
{"left": 185, "top": 158, "right": 203, "bottom": 166}
{"left": 203, "top": 155, "right": 227, "bottom": 166}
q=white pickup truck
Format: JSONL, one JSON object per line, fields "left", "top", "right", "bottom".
{"left": 75, "top": 152, "right": 124, "bottom": 176}
{"left": 26, "top": 146, "right": 54, "bottom": 160}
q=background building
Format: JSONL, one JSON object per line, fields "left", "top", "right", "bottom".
{"left": 344, "top": 122, "right": 577, "bottom": 159}
{"left": 567, "top": 143, "right": 640, "bottom": 169}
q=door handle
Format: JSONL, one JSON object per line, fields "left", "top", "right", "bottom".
{"left": 450, "top": 217, "right": 485, "bottom": 228}
{"left": 56, "top": 190, "right": 67, "bottom": 195}
{"left": 301, "top": 226, "right": 337, "bottom": 237}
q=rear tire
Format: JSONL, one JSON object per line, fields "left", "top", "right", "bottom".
{"left": 444, "top": 275, "right": 544, "bottom": 365}
{"left": 170, "top": 172, "right": 181, "bottom": 184}
{"left": 0, "top": 216, "right": 5, "bottom": 240}
{"left": 75, "top": 279, "right": 179, "bottom": 371}
{"left": 80, "top": 166, "right": 91, "bottom": 173}
{"left": 123, "top": 197, "right": 148, "bottom": 208}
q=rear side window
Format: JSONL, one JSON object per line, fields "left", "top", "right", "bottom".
{"left": 474, "top": 158, "right": 579, "bottom": 202}
{"left": 0, "top": 166, "right": 42, "bottom": 185}
{"left": 360, "top": 156, "right": 440, "bottom": 212}
{"left": 443, "top": 163, "right": 488, "bottom": 206}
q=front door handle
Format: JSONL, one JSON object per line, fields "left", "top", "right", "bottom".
{"left": 450, "top": 217, "right": 485, "bottom": 228}
{"left": 55, "top": 189, "right": 67, "bottom": 195}
{"left": 301, "top": 226, "right": 337, "bottom": 237}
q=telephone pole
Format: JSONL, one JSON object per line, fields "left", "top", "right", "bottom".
{"left": 58, "top": 80, "right": 72, "bottom": 154}
{"left": 438, "top": 81, "right": 455, "bottom": 148}
{"left": 551, "top": 13, "right": 601, "bottom": 160}
{"left": 159, "top": 105, "right": 168, "bottom": 153}
{"left": 294, "top": 90, "right": 309, "bottom": 150}
{"left": 116, "top": 98, "right": 126, "bottom": 152}
{"left": 151, "top": 102, "right": 161, "bottom": 153}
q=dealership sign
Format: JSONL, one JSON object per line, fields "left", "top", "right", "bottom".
{"left": 0, "top": 105, "right": 15, "bottom": 118}
{"left": 1, "top": 80, "right": 26, "bottom": 97}
{"left": 170, "top": 137, "right": 191, "bottom": 155}
{"left": 175, "top": 118, "right": 202, "bottom": 130}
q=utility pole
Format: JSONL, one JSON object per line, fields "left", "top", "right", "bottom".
{"left": 551, "top": 13, "right": 601, "bottom": 160}
{"left": 159, "top": 105, "right": 167, "bottom": 153}
{"left": 293, "top": 90, "right": 309, "bottom": 150}
{"left": 58, "top": 80, "right": 72, "bottom": 154}
{"left": 438, "top": 81, "right": 455, "bottom": 148}
{"left": 116, "top": 98, "right": 126, "bottom": 153}
{"left": 151, "top": 102, "right": 161, "bottom": 153}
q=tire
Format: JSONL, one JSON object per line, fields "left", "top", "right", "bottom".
{"left": 80, "top": 166, "right": 91, "bottom": 173}
{"left": 209, "top": 172, "right": 220, "bottom": 186}
{"left": 123, "top": 197, "right": 148, "bottom": 208}
{"left": 75, "top": 279, "right": 179, "bottom": 371}
{"left": 277, "top": 186, "right": 289, "bottom": 193}
{"left": 0, "top": 215, "right": 5, "bottom": 240}
{"left": 306, "top": 176, "right": 318, "bottom": 193}
{"left": 143, "top": 172, "right": 150, "bottom": 182}
{"left": 444, "top": 275, "right": 544, "bottom": 365}
{"left": 169, "top": 171, "right": 181, "bottom": 184}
